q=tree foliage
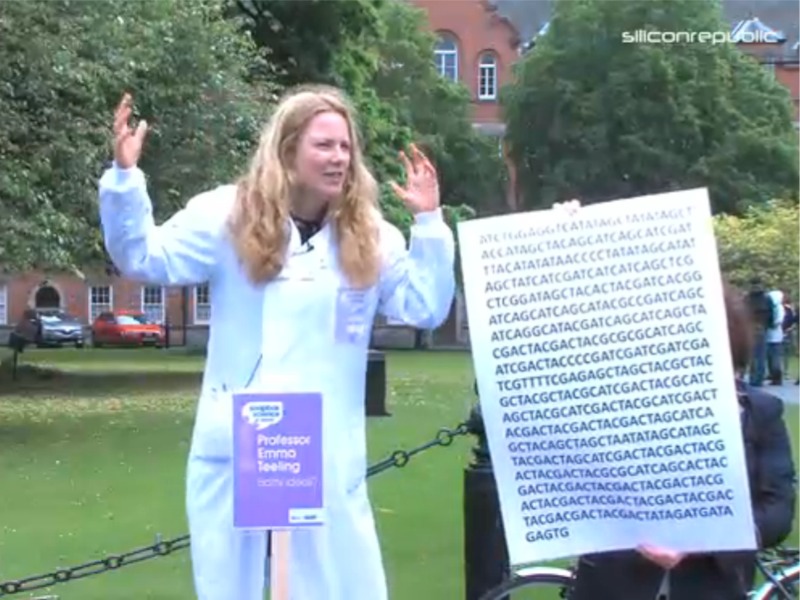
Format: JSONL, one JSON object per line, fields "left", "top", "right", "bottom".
{"left": 230, "top": 0, "right": 384, "bottom": 89}
{"left": 713, "top": 200, "right": 799, "bottom": 301}
{"left": 0, "top": 0, "right": 276, "bottom": 272}
{"left": 3, "top": 0, "right": 497, "bottom": 273}
{"left": 502, "top": 0, "right": 799, "bottom": 214}
{"left": 228, "top": 0, "right": 414, "bottom": 229}
{"left": 372, "top": 0, "right": 504, "bottom": 217}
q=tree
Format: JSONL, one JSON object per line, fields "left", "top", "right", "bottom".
{"left": 713, "top": 199, "right": 799, "bottom": 301}
{"left": 228, "top": 0, "right": 416, "bottom": 230}
{"left": 229, "top": 0, "right": 384, "bottom": 89}
{"left": 0, "top": 0, "right": 277, "bottom": 272}
{"left": 501, "top": 0, "right": 799, "bottom": 214}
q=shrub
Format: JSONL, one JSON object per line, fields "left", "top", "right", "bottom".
{"left": 713, "top": 200, "right": 799, "bottom": 301}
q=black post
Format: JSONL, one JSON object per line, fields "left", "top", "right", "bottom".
{"left": 463, "top": 396, "right": 510, "bottom": 600}
{"left": 365, "top": 349, "right": 391, "bottom": 417}
{"left": 164, "top": 314, "right": 171, "bottom": 349}
{"left": 11, "top": 346, "right": 19, "bottom": 381}
{"left": 181, "top": 286, "right": 188, "bottom": 347}
{"left": 9, "top": 333, "right": 26, "bottom": 382}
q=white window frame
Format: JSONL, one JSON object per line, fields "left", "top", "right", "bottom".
{"left": 141, "top": 285, "right": 165, "bottom": 324}
{"left": 478, "top": 52, "right": 498, "bottom": 100}
{"left": 435, "top": 34, "right": 459, "bottom": 82}
{"left": 0, "top": 283, "right": 7, "bottom": 325}
{"left": 88, "top": 285, "right": 113, "bottom": 323}
{"left": 194, "top": 284, "right": 211, "bottom": 325}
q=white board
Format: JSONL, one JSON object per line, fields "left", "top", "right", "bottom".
{"left": 457, "top": 188, "right": 756, "bottom": 567}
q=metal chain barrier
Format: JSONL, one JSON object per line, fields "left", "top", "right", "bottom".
{"left": 367, "top": 422, "right": 470, "bottom": 477}
{"left": 0, "top": 535, "right": 190, "bottom": 597}
{"left": 0, "top": 421, "right": 470, "bottom": 596}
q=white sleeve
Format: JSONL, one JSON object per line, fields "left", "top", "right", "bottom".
{"left": 376, "top": 209, "right": 456, "bottom": 329}
{"left": 98, "top": 164, "right": 231, "bottom": 286}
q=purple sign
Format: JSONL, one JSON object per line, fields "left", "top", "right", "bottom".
{"left": 232, "top": 392, "right": 324, "bottom": 529}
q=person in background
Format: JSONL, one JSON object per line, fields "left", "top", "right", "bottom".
{"left": 766, "top": 289, "right": 785, "bottom": 385}
{"left": 746, "top": 278, "right": 773, "bottom": 386}
{"left": 99, "top": 86, "right": 456, "bottom": 600}
{"left": 781, "top": 292, "right": 798, "bottom": 385}
{"left": 567, "top": 280, "right": 797, "bottom": 600}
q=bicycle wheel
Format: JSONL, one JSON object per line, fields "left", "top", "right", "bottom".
{"left": 478, "top": 566, "right": 574, "bottom": 600}
{"left": 751, "top": 563, "right": 799, "bottom": 600}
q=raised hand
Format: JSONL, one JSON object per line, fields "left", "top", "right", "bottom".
{"left": 636, "top": 544, "right": 685, "bottom": 570}
{"left": 390, "top": 144, "right": 440, "bottom": 214}
{"left": 552, "top": 198, "right": 581, "bottom": 216}
{"left": 113, "top": 93, "right": 148, "bottom": 169}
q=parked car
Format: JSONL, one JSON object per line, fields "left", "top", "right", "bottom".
{"left": 91, "top": 310, "right": 165, "bottom": 347}
{"left": 11, "top": 308, "right": 85, "bottom": 348}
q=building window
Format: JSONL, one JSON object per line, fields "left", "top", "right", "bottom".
{"left": 141, "top": 285, "right": 165, "bottom": 324}
{"left": 0, "top": 283, "right": 7, "bottom": 325}
{"left": 194, "top": 284, "right": 211, "bottom": 324}
{"left": 89, "top": 285, "right": 113, "bottom": 322}
{"left": 478, "top": 52, "right": 498, "bottom": 100}
{"left": 435, "top": 33, "right": 459, "bottom": 82}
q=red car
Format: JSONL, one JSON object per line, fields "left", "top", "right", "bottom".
{"left": 91, "top": 310, "right": 165, "bottom": 347}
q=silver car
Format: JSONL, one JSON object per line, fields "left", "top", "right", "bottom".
{"left": 13, "top": 308, "right": 85, "bottom": 348}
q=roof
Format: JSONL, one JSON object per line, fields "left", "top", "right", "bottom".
{"left": 493, "top": 0, "right": 799, "bottom": 62}
{"left": 730, "top": 15, "right": 786, "bottom": 42}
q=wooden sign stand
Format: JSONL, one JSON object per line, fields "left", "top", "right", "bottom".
{"left": 270, "top": 530, "right": 291, "bottom": 600}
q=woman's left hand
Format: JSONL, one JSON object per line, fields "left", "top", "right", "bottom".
{"left": 552, "top": 198, "right": 581, "bottom": 216}
{"left": 636, "top": 544, "right": 685, "bottom": 570}
{"left": 390, "top": 144, "right": 440, "bottom": 214}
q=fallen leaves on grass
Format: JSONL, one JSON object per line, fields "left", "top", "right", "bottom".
{"left": 0, "top": 392, "right": 198, "bottom": 423}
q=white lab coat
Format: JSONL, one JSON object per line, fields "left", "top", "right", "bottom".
{"left": 98, "top": 164, "right": 456, "bottom": 599}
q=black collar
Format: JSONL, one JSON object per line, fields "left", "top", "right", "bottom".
{"left": 291, "top": 213, "right": 324, "bottom": 245}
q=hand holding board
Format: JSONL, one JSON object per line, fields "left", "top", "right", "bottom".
{"left": 457, "top": 188, "right": 756, "bottom": 568}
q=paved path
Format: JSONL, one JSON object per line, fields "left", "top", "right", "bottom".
{"left": 755, "top": 382, "right": 800, "bottom": 406}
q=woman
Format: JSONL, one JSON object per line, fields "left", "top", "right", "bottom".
{"left": 99, "top": 86, "right": 456, "bottom": 599}
{"left": 568, "top": 281, "right": 797, "bottom": 600}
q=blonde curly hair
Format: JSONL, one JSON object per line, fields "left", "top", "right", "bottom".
{"left": 228, "top": 85, "right": 382, "bottom": 289}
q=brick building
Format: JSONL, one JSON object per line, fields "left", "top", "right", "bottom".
{"left": 728, "top": 16, "right": 800, "bottom": 123}
{"left": 409, "top": 0, "right": 522, "bottom": 136}
{"left": 0, "top": 270, "right": 211, "bottom": 347}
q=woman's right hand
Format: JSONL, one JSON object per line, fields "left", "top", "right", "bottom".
{"left": 636, "top": 544, "right": 685, "bottom": 570}
{"left": 113, "top": 93, "right": 148, "bottom": 169}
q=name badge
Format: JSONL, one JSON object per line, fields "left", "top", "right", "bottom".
{"left": 335, "top": 288, "right": 370, "bottom": 344}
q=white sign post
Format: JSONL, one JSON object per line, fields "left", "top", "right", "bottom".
{"left": 457, "top": 188, "right": 757, "bottom": 568}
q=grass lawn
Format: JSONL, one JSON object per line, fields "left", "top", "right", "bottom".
{"left": 782, "top": 356, "right": 800, "bottom": 382}
{"left": 0, "top": 348, "right": 797, "bottom": 599}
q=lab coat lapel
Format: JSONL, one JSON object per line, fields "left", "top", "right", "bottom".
{"left": 257, "top": 220, "right": 334, "bottom": 368}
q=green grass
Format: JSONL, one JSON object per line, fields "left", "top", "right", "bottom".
{"left": 0, "top": 349, "right": 797, "bottom": 599}
{"left": 783, "top": 356, "right": 799, "bottom": 381}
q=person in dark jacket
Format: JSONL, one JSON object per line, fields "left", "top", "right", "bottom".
{"left": 568, "top": 281, "right": 797, "bottom": 600}
{"left": 746, "top": 278, "right": 773, "bottom": 386}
